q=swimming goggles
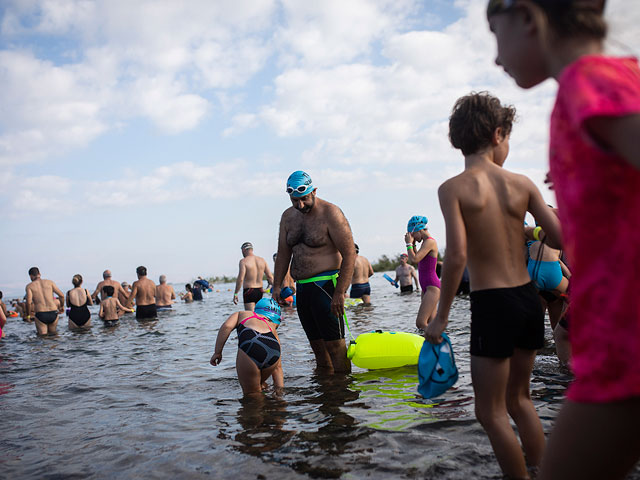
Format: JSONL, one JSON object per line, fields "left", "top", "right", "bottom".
{"left": 286, "top": 184, "right": 314, "bottom": 195}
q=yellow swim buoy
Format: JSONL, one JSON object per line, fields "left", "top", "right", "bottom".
{"left": 347, "top": 331, "right": 425, "bottom": 370}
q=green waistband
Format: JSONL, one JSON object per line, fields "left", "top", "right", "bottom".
{"left": 297, "top": 272, "right": 339, "bottom": 284}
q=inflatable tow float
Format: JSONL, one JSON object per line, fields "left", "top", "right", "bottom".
{"left": 347, "top": 330, "right": 425, "bottom": 370}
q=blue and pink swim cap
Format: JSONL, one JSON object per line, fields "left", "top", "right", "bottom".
{"left": 255, "top": 298, "right": 282, "bottom": 325}
{"left": 407, "top": 215, "right": 428, "bottom": 233}
{"left": 286, "top": 171, "right": 316, "bottom": 198}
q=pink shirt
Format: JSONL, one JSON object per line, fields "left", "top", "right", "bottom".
{"left": 549, "top": 55, "right": 640, "bottom": 402}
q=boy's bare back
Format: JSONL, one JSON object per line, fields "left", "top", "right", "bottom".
{"left": 439, "top": 161, "right": 543, "bottom": 291}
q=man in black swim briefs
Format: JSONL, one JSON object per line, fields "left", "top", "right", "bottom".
{"left": 350, "top": 244, "right": 374, "bottom": 304}
{"left": 128, "top": 266, "right": 157, "bottom": 320}
{"left": 25, "top": 267, "right": 65, "bottom": 335}
{"left": 233, "top": 242, "right": 273, "bottom": 311}
{"left": 272, "top": 170, "right": 356, "bottom": 374}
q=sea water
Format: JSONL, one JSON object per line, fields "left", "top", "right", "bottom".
{"left": 1, "top": 275, "right": 639, "bottom": 479}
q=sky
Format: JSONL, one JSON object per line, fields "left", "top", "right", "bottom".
{"left": 1, "top": 0, "right": 638, "bottom": 297}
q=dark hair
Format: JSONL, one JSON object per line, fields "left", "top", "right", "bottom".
{"left": 536, "top": 1, "right": 607, "bottom": 40}
{"left": 185, "top": 284, "right": 192, "bottom": 292}
{"left": 72, "top": 274, "right": 83, "bottom": 287}
{"left": 28, "top": 267, "right": 40, "bottom": 277}
{"left": 354, "top": 243, "right": 360, "bottom": 254}
{"left": 103, "top": 285, "right": 115, "bottom": 296}
{"left": 0, "top": 291, "right": 3, "bottom": 299}
{"left": 136, "top": 266, "right": 147, "bottom": 276}
{"left": 449, "top": 92, "right": 516, "bottom": 156}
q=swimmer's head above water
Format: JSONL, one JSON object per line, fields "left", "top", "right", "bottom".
{"left": 287, "top": 170, "right": 317, "bottom": 214}
{"left": 254, "top": 297, "right": 282, "bottom": 326}
{"left": 407, "top": 216, "right": 428, "bottom": 233}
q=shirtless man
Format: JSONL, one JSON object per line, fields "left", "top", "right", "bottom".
{"left": 273, "top": 170, "right": 356, "bottom": 374}
{"left": 233, "top": 242, "right": 274, "bottom": 311}
{"left": 25, "top": 267, "right": 65, "bottom": 335}
{"left": 92, "top": 270, "right": 124, "bottom": 304}
{"left": 395, "top": 253, "right": 420, "bottom": 294}
{"left": 350, "top": 244, "right": 374, "bottom": 305}
{"left": 128, "top": 266, "right": 157, "bottom": 319}
{"left": 156, "top": 275, "right": 176, "bottom": 310}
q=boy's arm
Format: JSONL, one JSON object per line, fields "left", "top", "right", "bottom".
{"left": 210, "top": 313, "right": 240, "bottom": 365}
{"left": 425, "top": 183, "right": 467, "bottom": 344}
{"left": 116, "top": 299, "right": 132, "bottom": 312}
{"left": 526, "top": 178, "right": 563, "bottom": 249}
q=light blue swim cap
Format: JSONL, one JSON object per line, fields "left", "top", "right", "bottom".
{"left": 286, "top": 170, "right": 316, "bottom": 198}
{"left": 407, "top": 215, "right": 428, "bottom": 233}
{"left": 255, "top": 298, "right": 282, "bottom": 324}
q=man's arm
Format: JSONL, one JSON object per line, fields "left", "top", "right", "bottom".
{"left": 273, "top": 213, "right": 293, "bottom": 303}
{"left": 411, "top": 267, "right": 420, "bottom": 290}
{"left": 328, "top": 206, "right": 356, "bottom": 318}
{"left": 425, "top": 182, "right": 467, "bottom": 344}
{"left": 91, "top": 283, "right": 101, "bottom": 301}
{"left": 233, "top": 261, "right": 246, "bottom": 305}
{"left": 51, "top": 282, "right": 65, "bottom": 311}
{"left": 25, "top": 286, "right": 32, "bottom": 318}
{"left": 171, "top": 287, "right": 176, "bottom": 300}
{"left": 367, "top": 259, "right": 374, "bottom": 278}
{"left": 127, "top": 282, "right": 138, "bottom": 307}
{"left": 264, "top": 261, "right": 274, "bottom": 287}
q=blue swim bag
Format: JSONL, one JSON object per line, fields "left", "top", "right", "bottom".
{"left": 417, "top": 333, "right": 458, "bottom": 399}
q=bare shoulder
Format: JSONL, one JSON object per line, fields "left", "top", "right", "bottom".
{"left": 322, "top": 199, "right": 348, "bottom": 224}
{"left": 438, "top": 173, "right": 466, "bottom": 198}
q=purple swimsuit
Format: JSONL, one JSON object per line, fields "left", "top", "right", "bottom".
{"left": 418, "top": 241, "right": 441, "bottom": 290}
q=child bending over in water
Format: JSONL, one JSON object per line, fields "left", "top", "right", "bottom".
{"left": 99, "top": 286, "right": 132, "bottom": 323}
{"left": 425, "top": 92, "right": 562, "bottom": 479}
{"left": 487, "top": 1, "right": 640, "bottom": 479}
{"left": 210, "top": 297, "right": 283, "bottom": 397}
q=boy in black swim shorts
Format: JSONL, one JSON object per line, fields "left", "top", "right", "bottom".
{"left": 424, "top": 93, "right": 563, "bottom": 479}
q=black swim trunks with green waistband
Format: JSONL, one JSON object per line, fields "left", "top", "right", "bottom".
{"left": 296, "top": 270, "right": 344, "bottom": 342}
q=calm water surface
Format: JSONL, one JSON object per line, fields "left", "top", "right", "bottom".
{"left": 2, "top": 275, "right": 639, "bottom": 479}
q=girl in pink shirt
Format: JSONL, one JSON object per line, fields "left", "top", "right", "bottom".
{"left": 487, "top": 1, "right": 640, "bottom": 479}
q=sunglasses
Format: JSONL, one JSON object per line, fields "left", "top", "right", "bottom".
{"left": 286, "top": 184, "right": 313, "bottom": 195}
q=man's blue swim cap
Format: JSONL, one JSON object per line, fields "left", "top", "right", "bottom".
{"left": 407, "top": 215, "right": 428, "bottom": 233}
{"left": 286, "top": 170, "right": 316, "bottom": 198}
{"left": 255, "top": 298, "right": 282, "bottom": 324}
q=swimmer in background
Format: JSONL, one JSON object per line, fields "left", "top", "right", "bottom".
{"left": 0, "top": 291, "right": 7, "bottom": 318}
{"left": 99, "top": 285, "right": 132, "bottom": 324}
{"left": 127, "top": 266, "right": 157, "bottom": 320}
{"left": 234, "top": 242, "right": 274, "bottom": 311}
{"left": 92, "top": 270, "right": 124, "bottom": 304}
{"left": 181, "top": 284, "right": 194, "bottom": 303}
{"left": 395, "top": 253, "right": 420, "bottom": 294}
{"left": 425, "top": 92, "right": 563, "bottom": 479}
{"left": 119, "top": 282, "right": 132, "bottom": 311}
{"left": 25, "top": 267, "right": 65, "bottom": 335}
{"left": 0, "top": 305, "right": 5, "bottom": 338}
{"left": 405, "top": 216, "right": 441, "bottom": 330}
{"left": 350, "top": 243, "right": 374, "bottom": 305}
{"left": 66, "top": 274, "right": 93, "bottom": 329}
{"left": 210, "top": 298, "right": 284, "bottom": 397}
{"left": 156, "top": 275, "right": 176, "bottom": 310}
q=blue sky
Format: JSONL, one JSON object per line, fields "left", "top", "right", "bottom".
{"left": 1, "top": 0, "right": 638, "bottom": 297}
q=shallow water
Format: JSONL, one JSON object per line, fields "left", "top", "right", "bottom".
{"left": 1, "top": 275, "right": 638, "bottom": 479}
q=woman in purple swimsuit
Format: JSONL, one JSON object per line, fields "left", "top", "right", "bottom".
{"left": 405, "top": 216, "right": 441, "bottom": 333}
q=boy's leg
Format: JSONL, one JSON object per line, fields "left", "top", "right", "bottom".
{"left": 471, "top": 355, "right": 529, "bottom": 479}
{"left": 539, "top": 398, "right": 640, "bottom": 480}
{"left": 506, "top": 348, "right": 545, "bottom": 467}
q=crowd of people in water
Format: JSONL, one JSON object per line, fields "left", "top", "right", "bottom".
{"left": 2, "top": 1, "right": 640, "bottom": 479}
